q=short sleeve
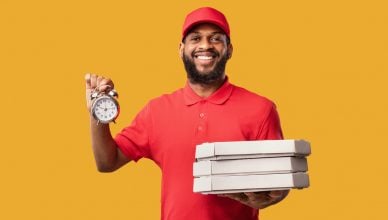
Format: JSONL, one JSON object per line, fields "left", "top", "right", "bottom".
{"left": 114, "top": 103, "right": 152, "bottom": 162}
{"left": 256, "top": 103, "right": 284, "bottom": 140}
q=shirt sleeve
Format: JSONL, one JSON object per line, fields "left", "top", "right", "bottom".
{"left": 256, "top": 103, "right": 284, "bottom": 140}
{"left": 114, "top": 103, "right": 152, "bottom": 162}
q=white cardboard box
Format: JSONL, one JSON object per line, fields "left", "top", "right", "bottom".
{"left": 195, "top": 140, "right": 311, "bottom": 161}
{"left": 193, "top": 157, "right": 308, "bottom": 177}
{"left": 193, "top": 172, "right": 309, "bottom": 194}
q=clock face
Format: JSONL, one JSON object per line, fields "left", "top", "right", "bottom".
{"left": 92, "top": 96, "right": 119, "bottom": 123}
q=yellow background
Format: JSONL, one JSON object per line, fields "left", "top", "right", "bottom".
{"left": 1, "top": 0, "right": 387, "bottom": 219}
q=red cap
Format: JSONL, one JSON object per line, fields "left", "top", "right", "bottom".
{"left": 182, "top": 7, "right": 230, "bottom": 39}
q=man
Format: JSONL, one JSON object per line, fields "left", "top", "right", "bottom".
{"left": 85, "top": 7, "right": 289, "bottom": 220}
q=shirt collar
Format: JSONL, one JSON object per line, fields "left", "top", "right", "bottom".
{"left": 183, "top": 76, "right": 234, "bottom": 106}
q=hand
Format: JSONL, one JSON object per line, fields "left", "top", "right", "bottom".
{"left": 219, "top": 190, "right": 289, "bottom": 209}
{"left": 85, "top": 73, "right": 115, "bottom": 112}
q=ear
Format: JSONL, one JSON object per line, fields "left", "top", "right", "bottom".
{"left": 227, "top": 43, "right": 233, "bottom": 59}
{"left": 179, "top": 42, "right": 184, "bottom": 59}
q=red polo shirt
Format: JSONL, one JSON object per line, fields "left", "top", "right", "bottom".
{"left": 115, "top": 78, "right": 283, "bottom": 220}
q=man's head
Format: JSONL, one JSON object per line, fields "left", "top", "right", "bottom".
{"left": 179, "top": 7, "right": 233, "bottom": 85}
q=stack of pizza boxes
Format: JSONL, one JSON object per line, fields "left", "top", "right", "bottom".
{"left": 193, "top": 140, "right": 311, "bottom": 194}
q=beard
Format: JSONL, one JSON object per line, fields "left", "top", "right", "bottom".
{"left": 182, "top": 49, "right": 229, "bottom": 85}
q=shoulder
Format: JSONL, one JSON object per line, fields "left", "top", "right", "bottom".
{"left": 146, "top": 87, "right": 185, "bottom": 109}
{"left": 231, "top": 84, "right": 275, "bottom": 108}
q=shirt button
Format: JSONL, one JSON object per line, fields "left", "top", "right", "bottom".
{"left": 198, "top": 126, "right": 203, "bottom": 131}
{"left": 199, "top": 113, "right": 205, "bottom": 118}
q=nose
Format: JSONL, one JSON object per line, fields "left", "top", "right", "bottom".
{"left": 198, "top": 38, "right": 213, "bottom": 50}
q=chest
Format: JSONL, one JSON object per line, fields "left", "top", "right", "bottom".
{"left": 149, "top": 102, "right": 260, "bottom": 168}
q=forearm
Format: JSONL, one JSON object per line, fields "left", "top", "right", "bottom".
{"left": 89, "top": 116, "right": 120, "bottom": 172}
{"left": 85, "top": 73, "right": 130, "bottom": 172}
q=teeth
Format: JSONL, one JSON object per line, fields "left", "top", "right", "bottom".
{"left": 196, "top": 56, "right": 213, "bottom": 60}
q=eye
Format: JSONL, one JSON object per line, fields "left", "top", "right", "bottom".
{"left": 210, "top": 36, "right": 222, "bottom": 42}
{"left": 190, "top": 36, "right": 200, "bottom": 42}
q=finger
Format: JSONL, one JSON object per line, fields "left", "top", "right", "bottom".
{"left": 244, "top": 192, "right": 257, "bottom": 200}
{"left": 246, "top": 192, "right": 269, "bottom": 203}
{"left": 96, "top": 75, "right": 103, "bottom": 88}
{"left": 226, "top": 193, "right": 247, "bottom": 201}
{"left": 90, "top": 74, "right": 97, "bottom": 89}
{"left": 101, "top": 78, "right": 114, "bottom": 87}
{"left": 268, "top": 190, "right": 284, "bottom": 199}
{"left": 99, "top": 78, "right": 114, "bottom": 92}
{"left": 85, "top": 73, "right": 92, "bottom": 89}
{"left": 254, "top": 191, "right": 269, "bottom": 200}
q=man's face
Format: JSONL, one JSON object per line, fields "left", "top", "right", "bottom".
{"left": 180, "top": 23, "right": 233, "bottom": 84}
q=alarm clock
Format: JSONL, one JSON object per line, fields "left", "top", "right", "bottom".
{"left": 90, "top": 86, "right": 120, "bottom": 124}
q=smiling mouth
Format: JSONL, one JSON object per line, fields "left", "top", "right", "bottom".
{"left": 195, "top": 55, "right": 215, "bottom": 60}
{"left": 193, "top": 50, "right": 218, "bottom": 60}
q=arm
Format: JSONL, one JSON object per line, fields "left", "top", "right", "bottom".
{"left": 85, "top": 73, "right": 130, "bottom": 172}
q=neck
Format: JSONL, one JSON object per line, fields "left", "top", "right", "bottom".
{"left": 188, "top": 75, "right": 226, "bottom": 98}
